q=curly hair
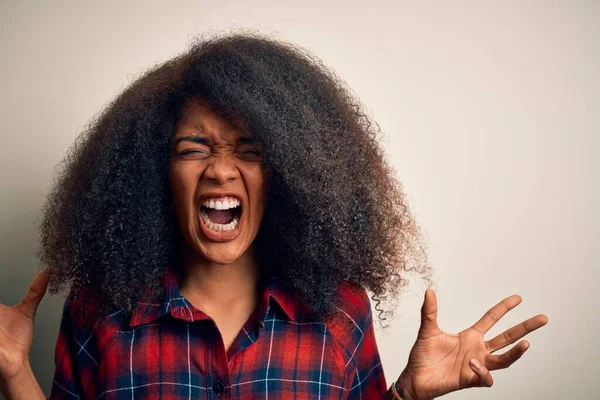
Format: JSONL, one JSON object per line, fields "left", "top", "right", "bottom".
{"left": 39, "top": 32, "right": 430, "bottom": 327}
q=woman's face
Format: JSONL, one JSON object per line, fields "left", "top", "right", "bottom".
{"left": 169, "top": 97, "right": 266, "bottom": 264}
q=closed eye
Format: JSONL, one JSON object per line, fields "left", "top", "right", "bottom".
{"left": 177, "top": 149, "right": 211, "bottom": 159}
{"left": 236, "top": 150, "right": 261, "bottom": 161}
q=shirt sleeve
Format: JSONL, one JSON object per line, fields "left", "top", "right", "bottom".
{"left": 344, "top": 290, "right": 388, "bottom": 399}
{"left": 48, "top": 299, "right": 88, "bottom": 399}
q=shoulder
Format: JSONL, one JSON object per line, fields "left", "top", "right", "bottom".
{"left": 60, "top": 286, "right": 127, "bottom": 354}
{"left": 334, "top": 282, "right": 373, "bottom": 325}
{"left": 330, "top": 282, "right": 373, "bottom": 330}
{"left": 53, "top": 289, "right": 128, "bottom": 397}
{"left": 324, "top": 282, "right": 374, "bottom": 360}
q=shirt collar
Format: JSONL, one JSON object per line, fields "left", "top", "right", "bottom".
{"left": 129, "top": 269, "right": 305, "bottom": 328}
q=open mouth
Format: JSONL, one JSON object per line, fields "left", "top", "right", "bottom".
{"left": 199, "top": 196, "right": 243, "bottom": 240}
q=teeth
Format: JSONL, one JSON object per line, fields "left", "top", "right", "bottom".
{"left": 200, "top": 211, "right": 239, "bottom": 232}
{"left": 202, "top": 197, "right": 240, "bottom": 210}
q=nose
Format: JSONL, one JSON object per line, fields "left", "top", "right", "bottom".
{"left": 204, "top": 154, "right": 239, "bottom": 184}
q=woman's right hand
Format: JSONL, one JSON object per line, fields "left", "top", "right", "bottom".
{"left": 0, "top": 271, "right": 49, "bottom": 382}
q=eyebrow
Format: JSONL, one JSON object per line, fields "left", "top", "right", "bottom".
{"left": 174, "top": 136, "right": 212, "bottom": 146}
{"left": 174, "top": 135, "right": 257, "bottom": 146}
{"left": 239, "top": 136, "right": 257, "bottom": 144}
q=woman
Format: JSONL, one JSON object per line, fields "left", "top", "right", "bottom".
{"left": 0, "top": 33, "right": 547, "bottom": 399}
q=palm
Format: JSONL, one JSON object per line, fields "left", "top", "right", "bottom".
{"left": 400, "top": 290, "right": 548, "bottom": 400}
{"left": 0, "top": 271, "right": 49, "bottom": 380}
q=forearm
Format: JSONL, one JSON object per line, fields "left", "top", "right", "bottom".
{"left": 0, "top": 362, "right": 45, "bottom": 400}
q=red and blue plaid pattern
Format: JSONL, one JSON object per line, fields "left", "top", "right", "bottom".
{"left": 49, "top": 271, "right": 387, "bottom": 399}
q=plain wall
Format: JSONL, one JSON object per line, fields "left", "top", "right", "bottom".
{"left": 1, "top": 1, "right": 598, "bottom": 398}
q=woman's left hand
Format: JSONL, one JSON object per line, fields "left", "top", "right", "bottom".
{"left": 396, "top": 290, "right": 548, "bottom": 400}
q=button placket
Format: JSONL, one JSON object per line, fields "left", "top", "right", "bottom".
{"left": 207, "top": 323, "right": 231, "bottom": 398}
{"left": 212, "top": 378, "right": 225, "bottom": 395}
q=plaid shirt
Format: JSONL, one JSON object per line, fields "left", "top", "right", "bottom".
{"left": 49, "top": 271, "right": 387, "bottom": 399}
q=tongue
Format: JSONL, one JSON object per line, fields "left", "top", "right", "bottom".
{"left": 206, "top": 209, "right": 234, "bottom": 224}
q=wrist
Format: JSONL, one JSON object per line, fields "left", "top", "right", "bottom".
{"left": 1, "top": 361, "right": 44, "bottom": 400}
{"left": 4, "top": 359, "right": 31, "bottom": 383}
{"left": 395, "top": 369, "right": 425, "bottom": 400}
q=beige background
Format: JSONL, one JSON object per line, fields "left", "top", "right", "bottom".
{"left": 1, "top": 1, "right": 598, "bottom": 399}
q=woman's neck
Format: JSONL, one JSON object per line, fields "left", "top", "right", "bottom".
{"left": 178, "top": 243, "right": 260, "bottom": 309}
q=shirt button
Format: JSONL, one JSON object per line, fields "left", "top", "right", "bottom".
{"left": 212, "top": 379, "right": 224, "bottom": 394}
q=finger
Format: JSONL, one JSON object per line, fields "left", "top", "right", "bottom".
{"left": 418, "top": 289, "right": 440, "bottom": 338}
{"left": 486, "top": 340, "right": 530, "bottom": 370}
{"left": 486, "top": 314, "right": 548, "bottom": 352}
{"left": 16, "top": 270, "right": 50, "bottom": 319}
{"left": 471, "top": 294, "right": 522, "bottom": 334}
{"left": 468, "top": 359, "right": 494, "bottom": 387}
